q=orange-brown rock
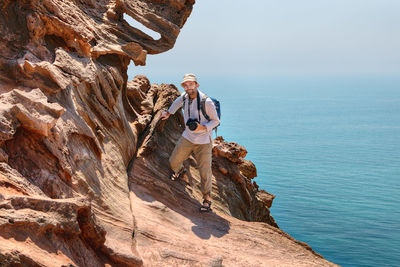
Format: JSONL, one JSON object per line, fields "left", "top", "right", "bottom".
{"left": 127, "top": 83, "right": 337, "bottom": 266}
{"left": 0, "top": 0, "right": 194, "bottom": 266}
{"left": 0, "top": 0, "right": 338, "bottom": 266}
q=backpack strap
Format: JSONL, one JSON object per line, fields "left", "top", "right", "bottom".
{"left": 183, "top": 92, "right": 201, "bottom": 121}
{"left": 199, "top": 93, "right": 220, "bottom": 137}
{"left": 200, "top": 94, "right": 210, "bottom": 121}
{"left": 182, "top": 93, "right": 186, "bottom": 108}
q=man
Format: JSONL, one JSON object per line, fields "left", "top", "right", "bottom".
{"left": 160, "top": 73, "right": 220, "bottom": 212}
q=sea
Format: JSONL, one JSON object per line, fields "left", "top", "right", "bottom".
{"left": 129, "top": 72, "right": 400, "bottom": 267}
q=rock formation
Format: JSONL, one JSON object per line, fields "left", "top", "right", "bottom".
{"left": 0, "top": 1, "right": 338, "bottom": 266}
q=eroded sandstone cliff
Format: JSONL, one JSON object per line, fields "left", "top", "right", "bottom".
{"left": 0, "top": 1, "right": 338, "bottom": 266}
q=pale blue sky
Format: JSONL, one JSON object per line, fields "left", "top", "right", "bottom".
{"left": 128, "top": 0, "right": 400, "bottom": 82}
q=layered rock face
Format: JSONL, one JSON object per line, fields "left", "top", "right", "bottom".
{"left": 0, "top": 1, "right": 338, "bottom": 266}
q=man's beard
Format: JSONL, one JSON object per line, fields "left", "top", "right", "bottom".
{"left": 186, "top": 89, "right": 196, "bottom": 97}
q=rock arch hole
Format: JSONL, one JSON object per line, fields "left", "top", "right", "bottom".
{"left": 123, "top": 14, "right": 161, "bottom": 41}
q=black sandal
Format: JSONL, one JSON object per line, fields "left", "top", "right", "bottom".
{"left": 200, "top": 199, "right": 212, "bottom": 212}
{"left": 170, "top": 168, "right": 186, "bottom": 181}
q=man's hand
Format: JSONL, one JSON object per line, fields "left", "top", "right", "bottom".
{"left": 194, "top": 123, "right": 207, "bottom": 132}
{"left": 160, "top": 111, "right": 171, "bottom": 120}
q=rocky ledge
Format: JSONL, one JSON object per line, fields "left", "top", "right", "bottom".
{"left": 0, "top": 0, "right": 338, "bottom": 266}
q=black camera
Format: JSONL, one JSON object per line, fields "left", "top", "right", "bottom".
{"left": 186, "top": 118, "right": 199, "bottom": 131}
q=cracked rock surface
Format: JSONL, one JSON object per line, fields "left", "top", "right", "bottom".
{"left": 0, "top": 1, "right": 338, "bottom": 266}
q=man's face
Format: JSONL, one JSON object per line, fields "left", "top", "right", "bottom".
{"left": 182, "top": 81, "right": 198, "bottom": 96}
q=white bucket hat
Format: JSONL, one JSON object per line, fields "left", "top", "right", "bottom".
{"left": 181, "top": 73, "right": 197, "bottom": 86}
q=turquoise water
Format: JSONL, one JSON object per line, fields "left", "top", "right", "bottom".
{"left": 130, "top": 72, "right": 400, "bottom": 266}
{"left": 204, "top": 75, "right": 400, "bottom": 267}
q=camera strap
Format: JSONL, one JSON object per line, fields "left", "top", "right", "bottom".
{"left": 186, "top": 92, "right": 201, "bottom": 122}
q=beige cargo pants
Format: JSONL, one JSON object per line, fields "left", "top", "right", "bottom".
{"left": 169, "top": 136, "right": 212, "bottom": 198}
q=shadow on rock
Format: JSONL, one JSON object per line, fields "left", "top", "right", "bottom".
{"left": 129, "top": 179, "right": 231, "bottom": 240}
